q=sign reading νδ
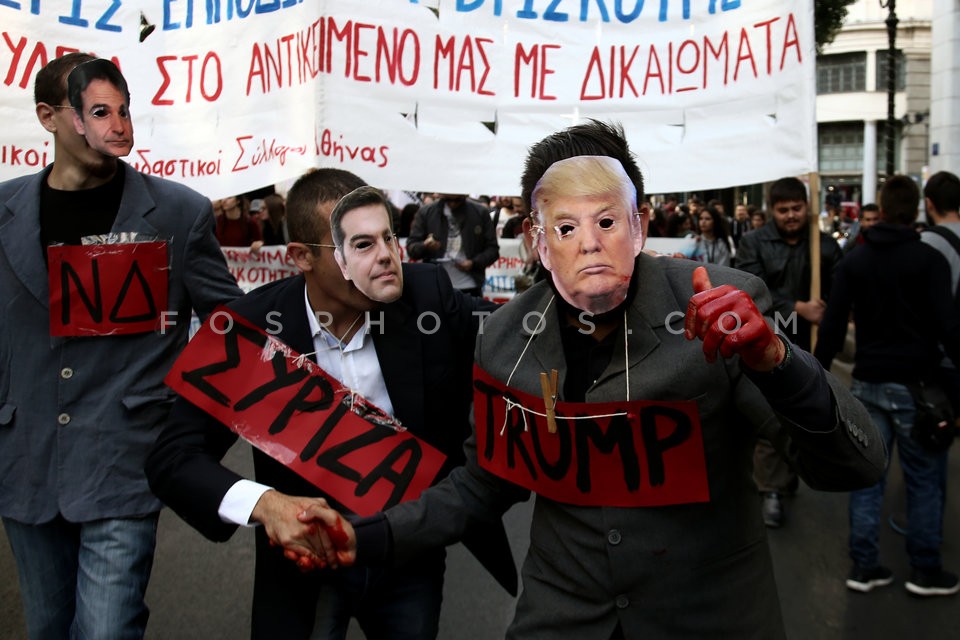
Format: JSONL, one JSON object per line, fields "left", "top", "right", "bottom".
{"left": 48, "top": 242, "right": 168, "bottom": 337}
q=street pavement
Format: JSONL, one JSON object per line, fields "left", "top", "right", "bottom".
{"left": 3, "top": 356, "right": 960, "bottom": 638}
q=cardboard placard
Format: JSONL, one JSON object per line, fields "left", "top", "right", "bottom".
{"left": 48, "top": 242, "right": 169, "bottom": 337}
{"left": 473, "top": 366, "right": 710, "bottom": 507}
{"left": 165, "top": 307, "right": 446, "bottom": 516}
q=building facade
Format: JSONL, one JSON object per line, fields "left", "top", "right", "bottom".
{"left": 816, "top": 0, "right": 932, "bottom": 208}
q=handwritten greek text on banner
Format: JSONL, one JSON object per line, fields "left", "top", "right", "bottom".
{"left": 1, "top": 1, "right": 816, "bottom": 197}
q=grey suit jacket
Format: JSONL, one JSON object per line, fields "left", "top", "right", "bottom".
{"left": 0, "top": 162, "right": 241, "bottom": 524}
{"left": 378, "top": 253, "right": 885, "bottom": 639}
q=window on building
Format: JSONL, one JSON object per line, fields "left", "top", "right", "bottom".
{"left": 875, "top": 49, "right": 906, "bottom": 92}
{"left": 816, "top": 52, "right": 867, "bottom": 94}
{"left": 819, "top": 123, "right": 864, "bottom": 172}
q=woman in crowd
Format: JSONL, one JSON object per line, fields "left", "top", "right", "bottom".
{"left": 693, "top": 205, "right": 735, "bottom": 266}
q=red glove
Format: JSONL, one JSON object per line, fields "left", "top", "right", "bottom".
{"left": 684, "top": 267, "right": 785, "bottom": 371}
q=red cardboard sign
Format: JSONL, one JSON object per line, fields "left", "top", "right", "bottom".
{"left": 48, "top": 242, "right": 169, "bottom": 336}
{"left": 473, "top": 366, "right": 710, "bottom": 507}
{"left": 165, "top": 307, "right": 447, "bottom": 517}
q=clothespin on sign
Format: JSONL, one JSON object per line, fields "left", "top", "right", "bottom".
{"left": 539, "top": 369, "right": 559, "bottom": 434}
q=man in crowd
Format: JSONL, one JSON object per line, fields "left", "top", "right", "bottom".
{"left": 842, "top": 202, "right": 881, "bottom": 255}
{"left": 892, "top": 171, "right": 960, "bottom": 536}
{"left": 921, "top": 170, "right": 960, "bottom": 417}
{"left": 146, "top": 170, "right": 513, "bottom": 639}
{"left": 735, "top": 177, "right": 843, "bottom": 527}
{"left": 729, "top": 202, "right": 752, "bottom": 249}
{"left": 406, "top": 193, "right": 498, "bottom": 297}
{"left": 922, "top": 172, "right": 960, "bottom": 294}
{"left": 0, "top": 54, "right": 241, "bottom": 638}
{"left": 815, "top": 175, "right": 960, "bottom": 597}
{"left": 300, "top": 121, "right": 885, "bottom": 639}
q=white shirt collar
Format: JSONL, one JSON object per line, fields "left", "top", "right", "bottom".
{"left": 303, "top": 286, "right": 368, "bottom": 353}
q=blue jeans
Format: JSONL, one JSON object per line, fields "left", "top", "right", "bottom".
{"left": 3, "top": 513, "right": 159, "bottom": 640}
{"left": 849, "top": 380, "right": 946, "bottom": 571}
{"left": 311, "top": 550, "right": 445, "bottom": 640}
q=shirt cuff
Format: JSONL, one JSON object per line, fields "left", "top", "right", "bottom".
{"left": 218, "top": 479, "right": 273, "bottom": 526}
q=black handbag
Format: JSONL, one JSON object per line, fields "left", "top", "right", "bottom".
{"left": 908, "top": 380, "right": 955, "bottom": 452}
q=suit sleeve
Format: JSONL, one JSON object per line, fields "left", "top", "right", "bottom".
{"left": 145, "top": 396, "right": 246, "bottom": 542}
{"left": 730, "top": 272, "right": 886, "bottom": 491}
{"left": 183, "top": 201, "right": 243, "bottom": 320}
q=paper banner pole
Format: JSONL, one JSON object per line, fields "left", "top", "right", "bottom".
{"left": 808, "top": 171, "right": 821, "bottom": 351}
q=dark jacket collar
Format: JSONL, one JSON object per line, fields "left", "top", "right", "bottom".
{"left": 862, "top": 222, "right": 920, "bottom": 246}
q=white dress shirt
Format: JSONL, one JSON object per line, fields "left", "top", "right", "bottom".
{"left": 217, "top": 285, "right": 393, "bottom": 526}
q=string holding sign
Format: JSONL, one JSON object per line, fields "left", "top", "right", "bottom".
{"left": 499, "top": 397, "right": 630, "bottom": 437}
{"left": 474, "top": 365, "right": 710, "bottom": 508}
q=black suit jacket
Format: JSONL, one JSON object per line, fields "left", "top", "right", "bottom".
{"left": 147, "top": 263, "right": 515, "bottom": 638}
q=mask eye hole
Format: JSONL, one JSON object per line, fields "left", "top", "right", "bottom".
{"left": 598, "top": 218, "right": 616, "bottom": 230}
{"left": 554, "top": 224, "right": 576, "bottom": 239}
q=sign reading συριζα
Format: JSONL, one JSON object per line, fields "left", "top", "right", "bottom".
{"left": 165, "top": 306, "right": 447, "bottom": 516}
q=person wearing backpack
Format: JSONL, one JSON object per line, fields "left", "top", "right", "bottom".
{"left": 922, "top": 172, "right": 960, "bottom": 298}
{"left": 815, "top": 175, "right": 960, "bottom": 597}
{"left": 921, "top": 171, "right": 960, "bottom": 422}
{"left": 881, "top": 172, "right": 960, "bottom": 544}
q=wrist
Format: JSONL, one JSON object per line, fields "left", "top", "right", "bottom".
{"left": 771, "top": 335, "right": 793, "bottom": 372}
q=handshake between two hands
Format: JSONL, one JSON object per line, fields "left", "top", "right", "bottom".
{"left": 262, "top": 267, "right": 784, "bottom": 571}
{"left": 252, "top": 491, "right": 357, "bottom": 573}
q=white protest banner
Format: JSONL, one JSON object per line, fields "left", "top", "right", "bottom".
{"left": 221, "top": 245, "right": 299, "bottom": 293}
{"left": 1, "top": 1, "right": 816, "bottom": 197}
{"left": 220, "top": 235, "right": 693, "bottom": 297}
{"left": 220, "top": 236, "right": 522, "bottom": 296}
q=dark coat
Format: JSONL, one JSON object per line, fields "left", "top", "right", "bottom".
{"left": 371, "top": 254, "right": 886, "bottom": 639}
{"left": 146, "top": 264, "right": 515, "bottom": 638}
